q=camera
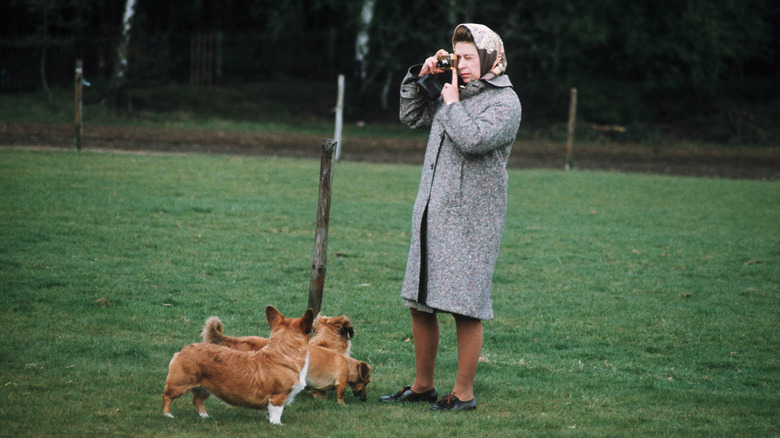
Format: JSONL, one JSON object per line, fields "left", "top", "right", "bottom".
{"left": 416, "top": 73, "right": 447, "bottom": 100}
{"left": 436, "top": 54, "right": 458, "bottom": 71}
{"left": 415, "top": 53, "right": 462, "bottom": 101}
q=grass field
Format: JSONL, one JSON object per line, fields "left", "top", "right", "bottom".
{"left": 1, "top": 148, "right": 778, "bottom": 437}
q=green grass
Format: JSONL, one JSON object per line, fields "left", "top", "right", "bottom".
{"left": 0, "top": 148, "right": 778, "bottom": 437}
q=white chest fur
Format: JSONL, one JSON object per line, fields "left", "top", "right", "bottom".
{"left": 286, "top": 349, "right": 309, "bottom": 405}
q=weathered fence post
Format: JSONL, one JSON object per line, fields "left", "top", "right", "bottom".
{"left": 308, "top": 138, "right": 337, "bottom": 314}
{"left": 565, "top": 87, "right": 577, "bottom": 170}
{"left": 74, "top": 59, "right": 83, "bottom": 152}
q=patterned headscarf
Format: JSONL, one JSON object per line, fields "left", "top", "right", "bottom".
{"left": 452, "top": 23, "right": 507, "bottom": 80}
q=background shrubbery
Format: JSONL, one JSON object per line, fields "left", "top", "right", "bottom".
{"left": 1, "top": 0, "right": 778, "bottom": 145}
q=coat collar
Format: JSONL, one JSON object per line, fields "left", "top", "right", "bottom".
{"left": 460, "top": 75, "right": 513, "bottom": 98}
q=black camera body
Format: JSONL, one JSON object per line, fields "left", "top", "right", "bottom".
{"left": 416, "top": 73, "right": 449, "bottom": 101}
{"left": 416, "top": 72, "right": 465, "bottom": 101}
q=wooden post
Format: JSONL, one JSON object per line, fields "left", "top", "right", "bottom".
{"left": 565, "top": 87, "right": 577, "bottom": 170}
{"left": 74, "top": 59, "right": 83, "bottom": 152}
{"left": 308, "top": 138, "right": 337, "bottom": 314}
{"left": 334, "top": 74, "right": 345, "bottom": 161}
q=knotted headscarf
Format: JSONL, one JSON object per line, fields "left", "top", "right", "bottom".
{"left": 452, "top": 23, "right": 507, "bottom": 80}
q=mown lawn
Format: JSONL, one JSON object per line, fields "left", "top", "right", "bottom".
{"left": 0, "top": 149, "right": 777, "bottom": 437}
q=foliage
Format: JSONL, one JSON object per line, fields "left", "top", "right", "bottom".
{"left": 1, "top": 149, "right": 778, "bottom": 436}
{"left": 1, "top": 0, "right": 777, "bottom": 136}
{"left": 1, "top": 0, "right": 776, "bottom": 94}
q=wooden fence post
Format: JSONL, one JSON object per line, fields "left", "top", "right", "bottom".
{"left": 74, "top": 59, "right": 83, "bottom": 152}
{"left": 308, "top": 138, "right": 337, "bottom": 314}
{"left": 565, "top": 87, "right": 577, "bottom": 170}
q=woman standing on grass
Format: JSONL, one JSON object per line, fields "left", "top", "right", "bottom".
{"left": 379, "top": 23, "right": 521, "bottom": 411}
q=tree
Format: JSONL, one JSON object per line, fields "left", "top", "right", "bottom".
{"left": 18, "top": 0, "right": 86, "bottom": 107}
{"left": 108, "top": 0, "right": 136, "bottom": 108}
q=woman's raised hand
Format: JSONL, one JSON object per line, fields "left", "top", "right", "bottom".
{"left": 419, "top": 49, "right": 449, "bottom": 77}
{"left": 440, "top": 66, "right": 459, "bottom": 105}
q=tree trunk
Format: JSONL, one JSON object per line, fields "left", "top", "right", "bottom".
{"left": 354, "top": 0, "right": 375, "bottom": 83}
{"left": 39, "top": 7, "right": 53, "bottom": 108}
{"left": 108, "top": 0, "right": 137, "bottom": 108}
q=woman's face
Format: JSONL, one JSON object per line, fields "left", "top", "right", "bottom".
{"left": 454, "top": 42, "right": 481, "bottom": 83}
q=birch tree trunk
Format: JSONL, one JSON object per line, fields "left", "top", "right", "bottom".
{"left": 108, "top": 0, "right": 137, "bottom": 108}
{"left": 354, "top": 0, "right": 375, "bottom": 83}
{"left": 39, "top": 6, "right": 53, "bottom": 108}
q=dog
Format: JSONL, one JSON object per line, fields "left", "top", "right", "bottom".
{"left": 161, "top": 306, "right": 314, "bottom": 425}
{"left": 310, "top": 314, "right": 354, "bottom": 356}
{"left": 201, "top": 314, "right": 370, "bottom": 404}
{"left": 305, "top": 345, "right": 371, "bottom": 405}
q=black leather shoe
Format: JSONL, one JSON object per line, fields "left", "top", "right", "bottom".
{"left": 430, "top": 393, "right": 477, "bottom": 411}
{"left": 379, "top": 385, "right": 438, "bottom": 403}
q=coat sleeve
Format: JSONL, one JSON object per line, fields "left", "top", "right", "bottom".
{"left": 439, "top": 87, "right": 521, "bottom": 156}
{"left": 399, "top": 65, "right": 438, "bottom": 130}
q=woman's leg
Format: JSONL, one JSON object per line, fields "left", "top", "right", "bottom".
{"left": 410, "top": 308, "right": 439, "bottom": 393}
{"left": 451, "top": 313, "right": 483, "bottom": 401}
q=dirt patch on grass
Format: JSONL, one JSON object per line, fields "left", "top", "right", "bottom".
{"left": 1, "top": 121, "right": 777, "bottom": 180}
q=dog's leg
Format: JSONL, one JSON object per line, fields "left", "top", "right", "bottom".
{"left": 162, "top": 395, "right": 175, "bottom": 418}
{"left": 335, "top": 372, "right": 349, "bottom": 406}
{"left": 335, "top": 383, "right": 347, "bottom": 406}
{"left": 162, "top": 384, "right": 190, "bottom": 418}
{"left": 163, "top": 377, "right": 193, "bottom": 418}
{"left": 311, "top": 389, "right": 328, "bottom": 400}
{"left": 191, "top": 387, "right": 211, "bottom": 418}
{"left": 162, "top": 367, "right": 202, "bottom": 417}
{"left": 267, "top": 404, "right": 284, "bottom": 425}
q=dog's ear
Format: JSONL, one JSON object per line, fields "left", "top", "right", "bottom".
{"left": 300, "top": 308, "right": 315, "bottom": 335}
{"left": 358, "top": 362, "right": 371, "bottom": 381}
{"left": 265, "top": 306, "right": 283, "bottom": 328}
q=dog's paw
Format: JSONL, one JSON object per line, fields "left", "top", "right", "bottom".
{"left": 199, "top": 413, "right": 209, "bottom": 419}
{"left": 163, "top": 413, "right": 174, "bottom": 419}
{"left": 267, "top": 405, "right": 284, "bottom": 425}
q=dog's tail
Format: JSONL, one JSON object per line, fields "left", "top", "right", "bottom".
{"left": 201, "top": 316, "right": 225, "bottom": 344}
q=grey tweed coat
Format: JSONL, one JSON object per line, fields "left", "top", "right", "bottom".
{"left": 399, "top": 66, "right": 521, "bottom": 320}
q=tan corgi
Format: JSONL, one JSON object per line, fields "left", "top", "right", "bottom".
{"left": 310, "top": 314, "right": 354, "bottom": 356}
{"left": 162, "top": 306, "right": 314, "bottom": 425}
{"left": 306, "top": 345, "right": 371, "bottom": 404}
{"left": 201, "top": 315, "right": 371, "bottom": 404}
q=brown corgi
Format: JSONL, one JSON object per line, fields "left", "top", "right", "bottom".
{"left": 162, "top": 306, "right": 314, "bottom": 425}
{"left": 310, "top": 314, "right": 354, "bottom": 356}
{"left": 201, "top": 315, "right": 370, "bottom": 404}
{"left": 306, "top": 345, "right": 371, "bottom": 404}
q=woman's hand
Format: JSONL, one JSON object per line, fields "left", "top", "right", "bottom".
{"left": 441, "top": 68, "right": 459, "bottom": 105}
{"left": 419, "top": 49, "right": 449, "bottom": 76}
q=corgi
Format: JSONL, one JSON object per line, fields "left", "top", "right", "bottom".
{"left": 162, "top": 306, "right": 314, "bottom": 425}
{"left": 310, "top": 314, "right": 354, "bottom": 356}
{"left": 201, "top": 315, "right": 370, "bottom": 404}
{"left": 306, "top": 345, "right": 371, "bottom": 404}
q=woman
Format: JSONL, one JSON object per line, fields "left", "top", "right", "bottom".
{"left": 379, "top": 24, "right": 521, "bottom": 411}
